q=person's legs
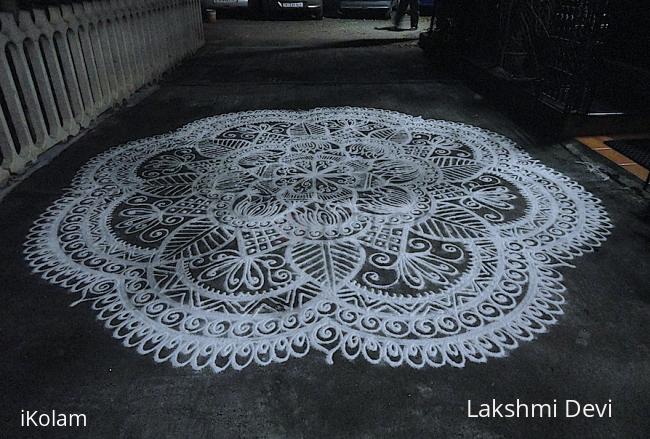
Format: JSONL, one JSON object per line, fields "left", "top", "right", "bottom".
{"left": 409, "top": 0, "right": 419, "bottom": 29}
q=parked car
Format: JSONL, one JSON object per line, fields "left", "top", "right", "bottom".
{"left": 202, "top": 0, "right": 248, "bottom": 9}
{"left": 262, "top": 0, "right": 324, "bottom": 20}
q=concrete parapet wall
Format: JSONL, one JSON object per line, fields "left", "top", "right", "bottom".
{"left": 0, "top": 0, "right": 204, "bottom": 183}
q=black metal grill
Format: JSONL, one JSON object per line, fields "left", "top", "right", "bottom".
{"left": 428, "top": 0, "right": 626, "bottom": 115}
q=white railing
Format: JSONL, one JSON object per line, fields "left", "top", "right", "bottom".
{"left": 0, "top": 0, "right": 204, "bottom": 183}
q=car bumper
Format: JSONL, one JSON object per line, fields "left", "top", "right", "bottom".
{"left": 269, "top": 1, "right": 322, "bottom": 11}
{"left": 339, "top": 0, "right": 392, "bottom": 9}
{"left": 202, "top": 0, "right": 248, "bottom": 8}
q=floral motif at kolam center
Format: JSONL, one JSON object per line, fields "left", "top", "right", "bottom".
{"left": 25, "top": 107, "right": 612, "bottom": 372}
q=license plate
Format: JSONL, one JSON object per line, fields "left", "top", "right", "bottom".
{"left": 281, "top": 2, "right": 303, "bottom": 7}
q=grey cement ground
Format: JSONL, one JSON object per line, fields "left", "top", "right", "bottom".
{"left": 1, "top": 17, "right": 649, "bottom": 439}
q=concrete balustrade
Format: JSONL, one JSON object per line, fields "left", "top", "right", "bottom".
{"left": 0, "top": 0, "right": 204, "bottom": 183}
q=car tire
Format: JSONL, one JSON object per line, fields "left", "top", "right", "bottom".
{"left": 248, "top": 0, "right": 262, "bottom": 18}
{"left": 313, "top": 6, "right": 323, "bottom": 20}
{"left": 262, "top": 0, "right": 272, "bottom": 19}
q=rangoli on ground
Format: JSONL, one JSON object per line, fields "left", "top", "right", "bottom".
{"left": 25, "top": 107, "right": 612, "bottom": 372}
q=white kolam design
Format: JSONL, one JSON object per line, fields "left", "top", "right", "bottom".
{"left": 25, "top": 108, "right": 612, "bottom": 371}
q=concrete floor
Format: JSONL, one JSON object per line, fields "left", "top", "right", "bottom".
{"left": 1, "top": 17, "right": 649, "bottom": 439}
